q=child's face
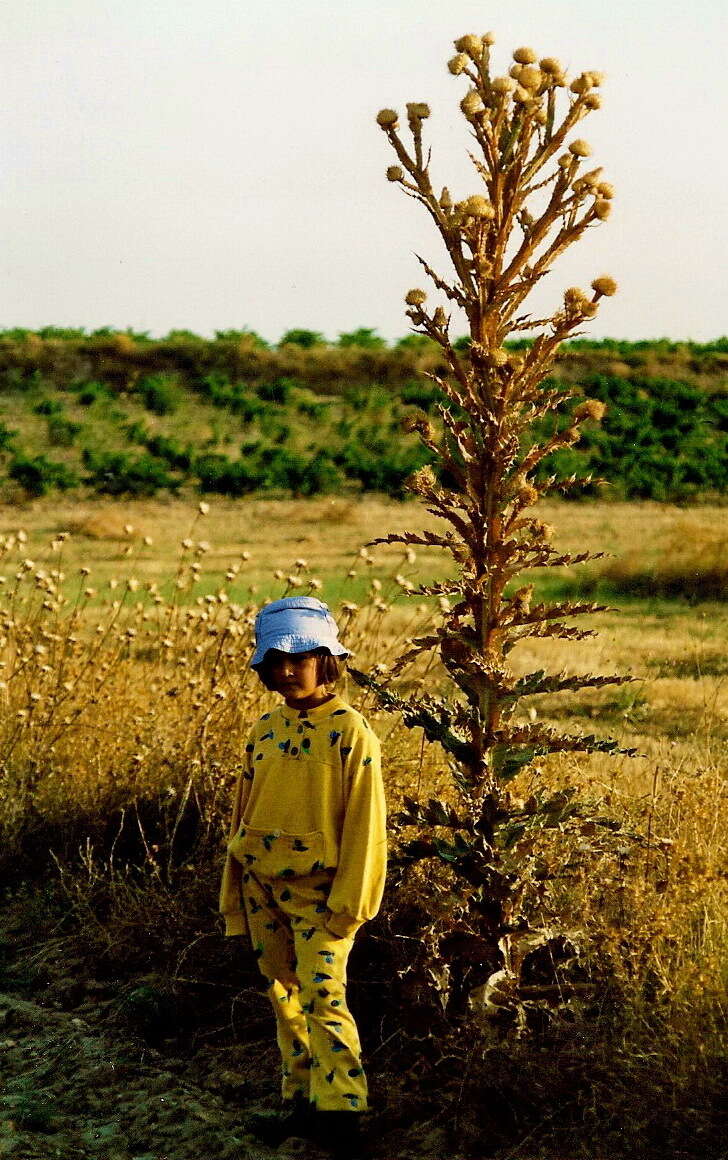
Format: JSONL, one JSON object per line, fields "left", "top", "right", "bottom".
{"left": 264, "top": 649, "right": 330, "bottom": 709}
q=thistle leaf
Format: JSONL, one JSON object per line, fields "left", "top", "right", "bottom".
{"left": 348, "top": 667, "right": 477, "bottom": 764}
{"left": 512, "top": 670, "right": 636, "bottom": 697}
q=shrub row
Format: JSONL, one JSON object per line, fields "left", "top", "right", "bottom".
{"left": 534, "top": 374, "right": 728, "bottom": 500}
{"left": 2, "top": 367, "right": 726, "bottom": 501}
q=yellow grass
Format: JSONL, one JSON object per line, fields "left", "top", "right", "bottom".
{"left": 0, "top": 496, "right": 726, "bottom": 1037}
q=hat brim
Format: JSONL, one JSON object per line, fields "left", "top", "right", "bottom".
{"left": 251, "top": 635, "right": 350, "bottom": 668}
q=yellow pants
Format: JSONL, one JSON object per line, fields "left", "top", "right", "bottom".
{"left": 243, "top": 866, "right": 368, "bottom": 1112}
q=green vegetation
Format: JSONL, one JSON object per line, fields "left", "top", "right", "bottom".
{"left": 0, "top": 330, "right": 726, "bottom": 501}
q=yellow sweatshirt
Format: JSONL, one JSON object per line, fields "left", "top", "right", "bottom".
{"left": 219, "top": 694, "right": 387, "bottom": 939}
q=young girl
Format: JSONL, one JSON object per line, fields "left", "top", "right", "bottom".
{"left": 219, "top": 596, "right": 387, "bottom": 1157}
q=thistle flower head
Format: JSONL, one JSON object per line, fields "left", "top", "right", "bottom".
{"left": 407, "top": 101, "right": 431, "bottom": 120}
{"left": 460, "top": 89, "right": 486, "bottom": 118}
{"left": 570, "top": 73, "right": 594, "bottom": 95}
{"left": 482, "top": 30, "right": 496, "bottom": 45}
{"left": 519, "top": 65, "right": 543, "bottom": 91}
{"left": 594, "top": 199, "right": 612, "bottom": 220}
{"left": 597, "top": 182, "right": 615, "bottom": 199}
{"left": 405, "top": 288, "right": 427, "bottom": 305}
{"left": 454, "top": 34, "right": 483, "bottom": 56}
{"left": 591, "top": 275, "right": 618, "bottom": 297}
{"left": 387, "top": 165, "right": 404, "bottom": 182}
{"left": 463, "top": 194, "right": 495, "bottom": 219}
{"left": 408, "top": 465, "right": 438, "bottom": 494}
{"left": 564, "top": 287, "right": 588, "bottom": 311}
{"left": 513, "top": 46, "right": 537, "bottom": 64}
{"left": 517, "top": 482, "right": 539, "bottom": 507}
{"left": 376, "top": 108, "right": 399, "bottom": 129}
{"left": 539, "top": 57, "right": 563, "bottom": 75}
{"left": 448, "top": 53, "right": 468, "bottom": 75}
{"left": 569, "top": 139, "right": 592, "bottom": 158}
{"left": 585, "top": 93, "right": 602, "bottom": 110}
{"left": 492, "top": 76, "right": 516, "bottom": 95}
{"left": 574, "top": 399, "right": 607, "bottom": 422}
{"left": 433, "top": 306, "right": 448, "bottom": 327}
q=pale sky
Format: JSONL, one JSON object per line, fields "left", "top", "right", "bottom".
{"left": 2, "top": 0, "right": 726, "bottom": 344}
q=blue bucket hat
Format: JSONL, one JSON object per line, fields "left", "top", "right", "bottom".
{"left": 251, "top": 596, "right": 349, "bottom": 669}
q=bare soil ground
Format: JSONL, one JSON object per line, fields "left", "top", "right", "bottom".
{"left": 0, "top": 985, "right": 460, "bottom": 1160}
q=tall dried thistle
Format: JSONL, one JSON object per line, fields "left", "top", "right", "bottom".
{"left": 354, "top": 33, "right": 638, "bottom": 1021}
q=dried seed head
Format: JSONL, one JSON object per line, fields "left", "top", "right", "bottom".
{"left": 569, "top": 139, "right": 592, "bottom": 158}
{"left": 517, "top": 482, "right": 539, "bottom": 507}
{"left": 519, "top": 65, "right": 543, "bottom": 91}
{"left": 564, "top": 287, "right": 587, "bottom": 309}
{"left": 463, "top": 194, "right": 495, "bottom": 219}
{"left": 407, "top": 101, "right": 431, "bottom": 119}
{"left": 585, "top": 93, "right": 602, "bottom": 110}
{"left": 570, "top": 73, "right": 593, "bottom": 95}
{"left": 454, "top": 34, "right": 483, "bottom": 56}
{"left": 513, "top": 85, "right": 537, "bottom": 106}
{"left": 591, "top": 275, "right": 618, "bottom": 297}
{"left": 482, "top": 31, "right": 496, "bottom": 45}
{"left": 513, "top": 46, "right": 537, "bottom": 64}
{"left": 408, "top": 466, "right": 438, "bottom": 496}
{"left": 539, "top": 56, "right": 563, "bottom": 75}
{"left": 460, "top": 89, "right": 485, "bottom": 117}
{"left": 439, "top": 186, "right": 453, "bottom": 209}
{"left": 594, "top": 199, "right": 612, "bottom": 220}
{"left": 376, "top": 108, "right": 399, "bottom": 128}
{"left": 574, "top": 399, "right": 607, "bottom": 422}
{"left": 587, "top": 71, "right": 605, "bottom": 86}
{"left": 492, "top": 75, "right": 516, "bottom": 95}
{"left": 597, "top": 182, "right": 614, "bottom": 199}
{"left": 447, "top": 53, "right": 469, "bottom": 75}
{"left": 386, "top": 165, "right": 404, "bottom": 182}
{"left": 433, "top": 306, "right": 447, "bottom": 327}
{"left": 405, "top": 288, "right": 427, "bottom": 305}
{"left": 579, "top": 167, "right": 603, "bottom": 189}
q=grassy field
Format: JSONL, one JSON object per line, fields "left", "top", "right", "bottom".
{"left": 0, "top": 495, "right": 726, "bottom": 1158}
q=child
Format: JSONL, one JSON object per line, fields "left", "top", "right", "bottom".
{"left": 219, "top": 596, "right": 387, "bottom": 1157}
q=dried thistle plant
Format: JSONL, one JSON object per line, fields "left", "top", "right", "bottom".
{"left": 359, "top": 32, "right": 638, "bottom": 1025}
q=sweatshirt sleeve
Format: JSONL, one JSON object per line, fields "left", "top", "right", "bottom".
{"left": 326, "top": 720, "right": 387, "bottom": 939}
{"left": 218, "top": 740, "right": 254, "bottom": 937}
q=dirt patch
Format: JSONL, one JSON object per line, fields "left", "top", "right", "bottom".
{"left": 0, "top": 989, "right": 465, "bottom": 1160}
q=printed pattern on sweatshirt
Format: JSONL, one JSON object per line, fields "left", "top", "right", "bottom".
{"left": 220, "top": 695, "right": 387, "bottom": 941}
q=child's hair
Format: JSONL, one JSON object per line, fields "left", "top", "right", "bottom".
{"left": 256, "top": 648, "right": 344, "bottom": 692}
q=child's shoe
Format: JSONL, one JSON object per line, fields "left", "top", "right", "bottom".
{"left": 312, "top": 1110, "right": 369, "bottom": 1159}
{"left": 246, "top": 1092, "right": 312, "bottom": 1146}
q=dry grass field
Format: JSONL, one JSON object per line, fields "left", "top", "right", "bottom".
{"left": 0, "top": 495, "right": 726, "bottom": 1159}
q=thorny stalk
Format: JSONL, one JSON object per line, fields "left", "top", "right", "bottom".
{"left": 359, "top": 32, "right": 639, "bottom": 1023}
